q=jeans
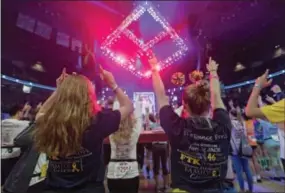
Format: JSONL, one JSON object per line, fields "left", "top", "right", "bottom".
{"left": 137, "top": 144, "right": 144, "bottom": 170}
{"left": 281, "top": 158, "right": 285, "bottom": 172}
{"left": 231, "top": 155, "right": 253, "bottom": 192}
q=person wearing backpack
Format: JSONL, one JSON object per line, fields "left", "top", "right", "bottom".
{"left": 229, "top": 108, "right": 253, "bottom": 193}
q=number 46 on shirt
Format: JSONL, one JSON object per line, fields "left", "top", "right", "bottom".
{"left": 207, "top": 153, "right": 216, "bottom": 161}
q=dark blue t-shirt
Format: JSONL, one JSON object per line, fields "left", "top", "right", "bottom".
{"left": 46, "top": 110, "right": 121, "bottom": 189}
{"left": 273, "top": 91, "right": 285, "bottom": 102}
{"left": 159, "top": 106, "right": 232, "bottom": 191}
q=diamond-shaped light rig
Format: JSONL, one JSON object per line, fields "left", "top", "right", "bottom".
{"left": 101, "top": 1, "right": 188, "bottom": 78}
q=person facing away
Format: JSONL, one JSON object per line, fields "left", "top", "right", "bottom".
{"left": 147, "top": 113, "right": 170, "bottom": 192}
{"left": 229, "top": 108, "right": 254, "bottom": 193}
{"left": 1, "top": 104, "right": 30, "bottom": 185}
{"left": 107, "top": 99, "right": 143, "bottom": 193}
{"left": 33, "top": 68, "right": 133, "bottom": 193}
{"left": 150, "top": 54, "right": 233, "bottom": 193}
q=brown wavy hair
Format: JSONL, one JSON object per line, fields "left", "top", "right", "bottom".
{"left": 33, "top": 74, "right": 99, "bottom": 157}
{"left": 111, "top": 114, "right": 136, "bottom": 144}
{"left": 183, "top": 80, "right": 210, "bottom": 116}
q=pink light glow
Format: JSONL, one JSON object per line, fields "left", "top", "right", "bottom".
{"left": 101, "top": 2, "right": 188, "bottom": 78}
{"left": 116, "top": 56, "right": 126, "bottom": 64}
{"left": 144, "top": 70, "right": 152, "bottom": 77}
{"left": 128, "top": 65, "right": 134, "bottom": 70}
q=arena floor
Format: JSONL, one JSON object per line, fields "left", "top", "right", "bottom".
{"left": 104, "top": 177, "right": 285, "bottom": 193}
{"left": 104, "top": 167, "right": 285, "bottom": 193}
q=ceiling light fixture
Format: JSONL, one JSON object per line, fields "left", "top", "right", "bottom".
{"left": 234, "top": 62, "right": 246, "bottom": 72}
{"left": 101, "top": 1, "right": 188, "bottom": 78}
{"left": 31, "top": 61, "right": 45, "bottom": 72}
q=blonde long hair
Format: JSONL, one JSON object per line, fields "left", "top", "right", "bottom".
{"left": 111, "top": 101, "right": 136, "bottom": 144}
{"left": 34, "top": 75, "right": 98, "bottom": 157}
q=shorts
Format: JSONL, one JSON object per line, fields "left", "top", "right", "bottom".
{"left": 264, "top": 139, "right": 280, "bottom": 157}
{"left": 264, "top": 139, "right": 279, "bottom": 150}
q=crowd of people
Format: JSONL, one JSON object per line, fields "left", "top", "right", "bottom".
{"left": 1, "top": 54, "right": 285, "bottom": 193}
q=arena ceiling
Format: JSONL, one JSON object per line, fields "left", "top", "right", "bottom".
{"left": 1, "top": 0, "right": 285, "bottom": 91}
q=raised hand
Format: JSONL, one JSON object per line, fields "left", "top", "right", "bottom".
{"left": 206, "top": 57, "right": 219, "bottom": 72}
{"left": 265, "top": 95, "right": 275, "bottom": 104}
{"left": 23, "top": 102, "right": 32, "bottom": 112}
{"left": 147, "top": 50, "right": 159, "bottom": 70}
{"left": 99, "top": 65, "right": 117, "bottom": 89}
{"left": 36, "top": 102, "right": 42, "bottom": 108}
{"left": 56, "top": 68, "right": 68, "bottom": 87}
{"left": 255, "top": 69, "right": 272, "bottom": 89}
{"left": 228, "top": 100, "right": 234, "bottom": 109}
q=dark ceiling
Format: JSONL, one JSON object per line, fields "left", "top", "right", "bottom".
{"left": 1, "top": 0, "right": 285, "bottom": 92}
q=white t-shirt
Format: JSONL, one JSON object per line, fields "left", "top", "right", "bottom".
{"left": 230, "top": 119, "right": 247, "bottom": 155}
{"left": 1, "top": 119, "right": 30, "bottom": 159}
{"left": 107, "top": 101, "right": 143, "bottom": 179}
{"left": 29, "top": 153, "right": 49, "bottom": 186}
{"left": 278, "top": 129, "right": 285, "bottom": 159}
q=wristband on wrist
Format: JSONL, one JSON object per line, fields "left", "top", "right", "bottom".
{"left": 151, "top": 66, "right": 159, "bottom": 72}
{"left": 151, "top": 69, "right": 158, "bottom": 73}
{"left": 210, "top": 75, "right": 219, "bottom": 79}
{"left": 112, "top": 85, "right": 119, "bottom": 92}
{"left": 254, "top": 84, "right": 262, "bottom": 89}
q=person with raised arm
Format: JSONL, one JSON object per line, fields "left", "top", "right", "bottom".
{"left": 32, "top": 67, "right": 133, "bottom": 193}
{"left": 245, "top": 70, "right": 285, "bottom": 131}
{"left": 149, "top": 53, "right": 234, "bottom": 193}
{"left": 107, "top": 99, "right": 143, "bottom": 193}
{"left": 245, "top": 70, "right": 285, "bottom": 172}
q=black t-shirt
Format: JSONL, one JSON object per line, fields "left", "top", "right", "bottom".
{"left": 160, "top": 106, "right": 232, "bottom": 191}
{"left": 46, "top": 110, "right": 121, "bottom": 189}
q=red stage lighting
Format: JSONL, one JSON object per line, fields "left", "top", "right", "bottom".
{"left": 101, "top": 1, "right": 188, "bottom": 78}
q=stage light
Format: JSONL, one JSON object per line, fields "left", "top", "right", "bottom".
{"left": 116, "top": 56, "right": 126, "bottom": 64}
{"left": 144, "top": 70, "right": 152, "bottom": 77}
{"left": 2, "top": 69, "right": 284, "bottom": 93}
{"left": 101, "top": 1, "right": 188, "bottom": 78}
{"left": 23, "top": 85, "right": 32, "bottom": 93}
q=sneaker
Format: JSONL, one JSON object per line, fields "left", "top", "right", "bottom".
{"left": 271, "top": 177, "right": 282, "bottom": 181}
{"left": 164, "top": 187, "right": 172, "bottom": 193}
{"left": 257, "top": 179, "right": 262, "bottom": 183}
{"left": 253, "top": 176, "right": 257, "bottom": 183}
{"left": 256, "top": 175, "right": 262, "bottom": 182}
{"left": 155, "top": 186, "right": 163, "bottom": 193}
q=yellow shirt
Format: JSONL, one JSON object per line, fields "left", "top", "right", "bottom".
{"left": 261, "top": 99, "right": 285, "bottom": 129}
{"left": 261, "top": 99, "right": 285, "bottom": 123}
